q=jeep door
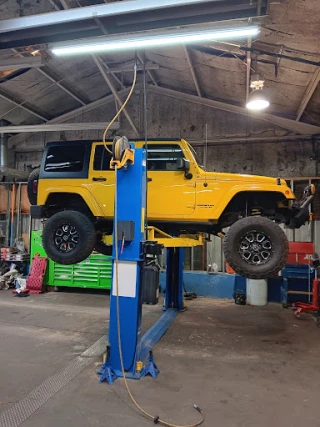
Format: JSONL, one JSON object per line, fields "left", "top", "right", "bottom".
{"left": 87, "top": 143, "right": 114, "bottom": 217}
{"left": 144, "top": 143, "right": 196, "bottom": 218}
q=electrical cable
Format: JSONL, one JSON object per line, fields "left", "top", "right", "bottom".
{"left": 102, "top": 63, "right": 138, "bottom": 155}
{"left": 104, "top": 63, "right": 205, "bottom": 427}
{"left": 142, "top": 50, "right": 149, "bottom": 232}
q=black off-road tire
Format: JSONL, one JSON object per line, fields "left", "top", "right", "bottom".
{"left": 27, "top": 168, "right": 40, "bottom": 205}
{"left": 42, "top": 210, "right": 96, "bottom": 265}
{"left": 94, "top": 233, "right": 112, "bottom": 256}
{"left": 224, "top": 216, "right": 288, "bottom": 279}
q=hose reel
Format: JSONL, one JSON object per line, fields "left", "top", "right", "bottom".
{"left": 110, "top": 136, "right": 134, "bottom": 170}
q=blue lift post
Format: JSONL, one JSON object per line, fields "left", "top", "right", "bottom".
{"left": 165, "top": 247, "right": 185, "bottom": 311}
{"left": 98, "top": 147, "right": 182, "bottom": 384}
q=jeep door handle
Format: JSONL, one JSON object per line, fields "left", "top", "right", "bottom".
{"left": 147, "top": 177, "right": 152, "bottom": 182}
{"left": 92, "top": 177, "right": 107, "bottom": 182}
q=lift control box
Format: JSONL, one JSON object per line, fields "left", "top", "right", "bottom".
{"left": 116, "top": 220, "right": 135, "bottom": 241}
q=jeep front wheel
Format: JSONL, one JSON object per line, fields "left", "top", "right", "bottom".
{"left": 42, "top": 210, "right": 96, "bottom": 265}
{"left": 223, "top": 216, "right": 288, "bottom": 279}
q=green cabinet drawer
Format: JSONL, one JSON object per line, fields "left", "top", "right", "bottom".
{"left": 30, "top": 230, "right": 112, "bottom": 289}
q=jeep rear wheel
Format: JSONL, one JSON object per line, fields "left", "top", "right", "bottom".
{"left": 27, "top": 168, "right": 40, "bottom": 205}
{"left": 42, "top": 210, "right": 96, "bottom": 265}
{"left": 223, "top": 216, "right": 288, "bottom": 279}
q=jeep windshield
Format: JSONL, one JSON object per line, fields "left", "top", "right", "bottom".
{"left": 186, "top": 142, "right": 205, "bottom": 170}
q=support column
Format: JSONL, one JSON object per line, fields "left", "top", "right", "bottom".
{"left": 165, "top": 247, "right": 185, "bottom": 311}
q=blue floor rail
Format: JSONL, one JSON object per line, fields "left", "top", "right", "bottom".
{"left": 139, "top": 309, "right": 178, "bottom": 362}
{"left": 98, "top": 309, "right": 178, "bottom": 383}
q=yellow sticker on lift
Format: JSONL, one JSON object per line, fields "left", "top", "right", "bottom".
{"left": 141, "top": 208, "right": 145, "bottom": 232}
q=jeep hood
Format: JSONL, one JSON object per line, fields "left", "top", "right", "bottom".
{"left": 216, "top": 172, "right": 286, "bottom": 185}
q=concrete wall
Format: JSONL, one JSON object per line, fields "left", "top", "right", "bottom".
{"left": 14, "top": 91, "right": 318, "bottom": 178}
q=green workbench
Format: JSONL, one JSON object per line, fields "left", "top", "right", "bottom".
{"left": 31, "top": 230, "right": 112, "bottom": 289}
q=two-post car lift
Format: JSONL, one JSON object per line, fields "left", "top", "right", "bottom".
{"left": 98, "top": 141, "right": 204, "bottom": 384}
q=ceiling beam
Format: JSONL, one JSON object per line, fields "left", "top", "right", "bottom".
{"left": 57, "top": 0, "right": 126, "bottom": 92}
{"left": 106, "top": 62, "right": 159, "bottom": 74}
{"left": 59, "top": 0, "right": 69, "bottom": 9}
{"left": 137, "top": 53, "right": 158, "bottom": 87}
{"left": 37, "top": 67, "right": 87, "bottom": 106}
{"left": 1, "top": 122, "right": 119, "bottom": 133}
{"left": 47, "top": 0, "right": 61, "bottom": 11}
{"left": 148, "top": 85, "right": 320, "bottom": 135}
{"left": 7, "top": 47, "right": 88, "bottom": 114}
{"left": 189, "top": 134, "right": 316, "bottom": 146}
{"left": 183, "top": 46, "right": 202, "bottom": 97}
{"left": 98, "top": 57, "right": 125, "bottom": 89}
{"left": 0, "top": 89, "right": 49, "bottom": 121}
{"left": 92, "top": 55, "right": 139, "bottom": 136}
{"left": 9, "top": 87, "right": 130, "bottom": 147}
{"left": 0, "top": 55, "right": 44, "bottom": 71}
{"left": 49, "top": 87, "right": 130, "bottom": 123}
{"left": 296, "top": 68, "right": 320, "bottom": 121}
{"left": 0, "top": 0, "right": 221, "bottom": 33}
{"left": 257, "top": 0, "right": 263, "bottom": 16}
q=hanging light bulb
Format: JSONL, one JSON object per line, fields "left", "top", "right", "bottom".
{"left": 246, "top": 89, "right": 270, "bottom": 110}
{"left": 246, "top": 74, "right": 270, "bottom": 110}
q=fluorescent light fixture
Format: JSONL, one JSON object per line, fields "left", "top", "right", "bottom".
{"left": 246, "top": 89, "right": 270, "bottom": 111}
{"left": 52, "top": 26, "right": 260, "bottom": 56}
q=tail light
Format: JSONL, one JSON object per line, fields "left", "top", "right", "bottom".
{"left": 33, "top": 180, "right": 38, "bottom": 193}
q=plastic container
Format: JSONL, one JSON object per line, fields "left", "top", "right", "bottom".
{"left": 246, "top": 278, "right": 268, "bottom": 306}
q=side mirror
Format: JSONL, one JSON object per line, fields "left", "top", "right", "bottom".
{"left": 176, "top": 158, "right": 192, "bottom": 179}
{"left": 176, "top": 158, "right": 190, "bottom": 171}
{"left": 176, "top": 158, "right": 185, "bottom": 170}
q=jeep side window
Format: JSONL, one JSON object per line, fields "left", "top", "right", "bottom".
{"left": 44, "top": 145, "right": 85, "bottom": 172}
{"left": 144, "top": 144, "right": 184, "bottom": 171}
{"left": 93, "top": 145, "right": 112, "bottom": 171}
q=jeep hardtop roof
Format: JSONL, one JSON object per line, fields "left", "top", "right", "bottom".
{"left": 45, "top": 138, "right": 182, "bottom": 148}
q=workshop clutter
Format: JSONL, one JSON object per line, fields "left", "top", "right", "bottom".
{"left": 287, "top": 242, "right": 315, "bottom": 265}
{"left": 12, "top": 255, "right": 48, "bottom": 296}
{"left": 0, "top": 238, "right": 29, "bottom": 290}
{"left": 0, "top": 262, "right": 24, "bottom": 290}
{"left": 231, "top": 242, "right": 318, "bottom": 307}
{"left": 1, "top": 241, "right": 29, "bottom": 263}
{"left": 0, "top": 182, "right": 31, "bottom": 259}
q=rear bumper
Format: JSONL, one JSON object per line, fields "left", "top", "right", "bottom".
{"left": 30, "top": 205, "right": 45, "bottom": 219}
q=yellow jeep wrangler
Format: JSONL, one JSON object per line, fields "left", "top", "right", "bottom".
{"left": 28, "top": 139, "right": 314, "bottom": 279}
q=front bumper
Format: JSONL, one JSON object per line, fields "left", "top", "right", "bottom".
{"left": 30, "top": 205, "right": 45, "bottom": 219}
{"left": 289, "top": 184, "right": 315, "bottom": 229}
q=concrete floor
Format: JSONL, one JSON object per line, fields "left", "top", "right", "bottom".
{"left": 0, "top": 291, "right": 319, "bottom": 427}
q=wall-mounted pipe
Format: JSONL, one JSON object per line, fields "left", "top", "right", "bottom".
{"left": 0, "top": 119, "right": 10, "bottom": 168}
{"left": 16, "top": 183, "right": 22, "bottom": 239}
{"left": 10, "top": 183, "right": 16, "bottom": 246}
{"left": 6, "top": 185, "right": 11, "bottom": 247}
